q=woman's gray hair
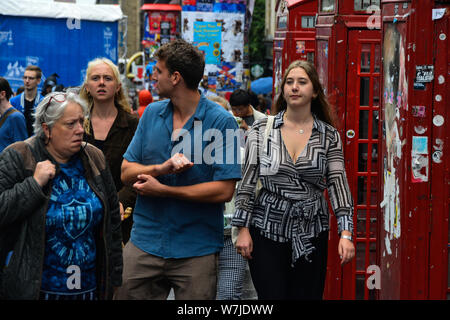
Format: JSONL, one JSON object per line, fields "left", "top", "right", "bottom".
{"left": 33, "top": 91, "right": 88, "bottom": 136}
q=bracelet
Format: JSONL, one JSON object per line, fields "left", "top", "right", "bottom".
{"left": 341, "top": 234, "right": 353, "bottom": 242}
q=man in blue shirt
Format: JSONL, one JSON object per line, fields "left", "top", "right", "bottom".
{"left": 116, "top": 39, "right": 241, "bottom": 300}
{"left": 0, "top": 77, "right": 27, "bottom": 153}
{"left": 10, "top": 65, "right": 44, "bottom": 137}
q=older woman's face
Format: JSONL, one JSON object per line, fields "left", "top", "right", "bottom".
{"left": 46, "top": 102, "right": 85, "bottom": 162}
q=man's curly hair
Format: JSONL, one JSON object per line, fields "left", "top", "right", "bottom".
{"left": 154, "top": 39, "right": 205, "bottom": 91}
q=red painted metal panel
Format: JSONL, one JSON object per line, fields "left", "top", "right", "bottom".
{"left": 272, "top": 0, "right": 318, "bottom": 102}
{"left": 380, "top": 0, "right": 449, "bottom": 299}
{"left": 316, "top": 0, "right": 381, "bottom": 300}
{"left": 428, "top": 3, "right": 450, "bottom": 300}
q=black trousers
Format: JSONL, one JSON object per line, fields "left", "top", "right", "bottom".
{"left": 248, "top": 227, "right": 329, "bottom": 300}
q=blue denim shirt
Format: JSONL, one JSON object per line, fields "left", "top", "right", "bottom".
{"left": 124, "top": 94, "right": 241, "bottom": 258}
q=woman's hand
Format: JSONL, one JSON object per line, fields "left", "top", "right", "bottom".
{"left": 338, "top": 231, "right": 355, "bottom": 265}
{"left": 235, "top": 227, "right": 253, "bottom": 259}
{"left": 33, "top": 160, "right": 56, "bottom": 187}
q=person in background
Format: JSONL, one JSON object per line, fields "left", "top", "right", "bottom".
{"left": 0, "top": 92, "right": 122, "bottom": 300}
{"left": 15, "top": 86, "right": 24, "bottom": 97}
{"left": 208, "top": 95, "right": 231, "bottom": 112}
{"left": 137, "top": 89, "right": 153, "bottom": 118}
{"left": 41, "top": 73, "right": 59, "bottom": 97}
{"left": 208, "top": 95, "right": 247, "bottom": 300}
{"left": 115, "top": 39, "right": 241, "bottom": 300}
{"left": 0, "top": 77, "right": 27, "bottom": 153}
{"left": 10, "top": 65, "right": 44, "bottom": 137}
{"left": 232, "top": 60, "right": 355, "bottom": 299}
{"left": 229, "top": 89, "right": 266, "bottom": 133}
{"left": 79, "top": 58, "right": 139, "bottom": 244}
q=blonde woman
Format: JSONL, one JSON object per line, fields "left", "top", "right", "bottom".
{"left": 80, "top": 58, "right": 139, "bottom": 243}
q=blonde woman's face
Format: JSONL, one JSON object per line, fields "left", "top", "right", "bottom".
{"left": 85, "top": 63, "right": 121, "bottom": 102}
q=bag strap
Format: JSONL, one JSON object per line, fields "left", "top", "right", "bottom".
{"left": 262, "top": 115, "right": 275, "bottom": 151}
{"left": 0, "top": 108, "right": 19, "bottom": 128}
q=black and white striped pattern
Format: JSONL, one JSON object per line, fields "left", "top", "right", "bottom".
{"left": 232, "top": 110, "right": 353, "bottom": 265}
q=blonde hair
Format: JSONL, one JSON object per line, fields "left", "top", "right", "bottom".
{"left": 208, "top": 95, "right": 230, "bottom": 111}
{"left": 79, "top": 58, "right": 131, "bottom": 134}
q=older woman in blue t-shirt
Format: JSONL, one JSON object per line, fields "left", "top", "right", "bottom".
{"left": 0, "top": 92, "right": 122, "bottom": 300}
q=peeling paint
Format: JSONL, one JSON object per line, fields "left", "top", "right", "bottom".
{"left": 381, "top": 24, "right": 407, "bottom": 247}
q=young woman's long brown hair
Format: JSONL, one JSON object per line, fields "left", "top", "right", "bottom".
{"left": 273, "top": 60, "right": 337, "bottom": 128}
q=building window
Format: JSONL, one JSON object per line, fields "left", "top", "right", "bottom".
{"left": 320, "top": 0, "right": 335, "bottom": 13}
{"left": 301, "top": 16, "right": 315, "bottom": 28}
{"left": 354, "top": 0, "right": 380, "bottom": 11}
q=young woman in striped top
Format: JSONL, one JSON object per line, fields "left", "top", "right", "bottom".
{"left": 232, "top": 60, "right": 355, "bottom": 299}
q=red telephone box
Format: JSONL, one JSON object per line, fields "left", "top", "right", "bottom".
{"left": 273, "top": 0, "right": 318, "bottom": 101}
{"left": 315, "top": 0, "right": 382, "bottom": 300}
{"left": 141, "top": 3, "right": 182, "bottom": 48}
{"left": 379, "top": 0, "right": 450, "bottom": 299}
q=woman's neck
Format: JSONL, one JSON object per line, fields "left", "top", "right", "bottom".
{"left": 284, "top": 107, "right": 313, "bottom": 125}
{"left": 91, "top": 100, "right": 118, "bottom": 119}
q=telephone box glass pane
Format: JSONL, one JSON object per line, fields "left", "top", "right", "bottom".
{"left": 371, "top": 143, "right": 379, "bottom": 168}
{"left": 357, "top": 209, "right": 367, "bottom": 237}
{"left": 307, "top": 52, "right": 315, "bottom": 64}
{"left": 374, "top": 44, "right": 381, "bottom": 72}
{"left": 321, "top": 0, "right": 335, "bottom": 12}
{"left": 356, "top": 242, "right": 366, "bottom": 271}
{"left": 373, "top": 77, "right": 380, "bottom": 106}
{"left": 357, "top": 176, "right": 367, "bottom": 204}
{"left": 355, "top": 0, "right": 379, "bottom": 11}
{"left": 359, "top": 110, "right": 369, "bottom": 139}
{"left": 301, "top": 16, "right": 315, "bottom": 28}
{"left": 360, "top": 77, "right": 370, "bottom": 106}
{"left": 358, "top": 143, "right": 368, "bottom": 172}
{"left": 361, "top": 44, "right": 371, "bottom": 73}
{"left": 356, "top": 274, "right": 365, "bottom": 300}
{"left": 372, "top": 110, "right": 379, "bottom": 139}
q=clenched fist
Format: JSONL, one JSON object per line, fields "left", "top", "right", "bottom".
{"left": 33, "top": 160, "right": 56, "bottom": 187}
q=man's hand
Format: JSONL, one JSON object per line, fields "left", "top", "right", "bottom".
{"left": 159, "top": 153, "right": 193, "bottom": 175}
{"left": 240, "top": 119, "right": 249, "bottom": 131}
{"left": 133, "top": 174, "right": 166, "bottom": 197}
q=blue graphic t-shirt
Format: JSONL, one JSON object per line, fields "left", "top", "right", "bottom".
{"left": 41, "top": 156, "right": 103, "bottom": 294}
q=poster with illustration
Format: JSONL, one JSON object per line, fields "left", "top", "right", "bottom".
{"left": 194, "top": 21, "right": 222, "bottom": 64}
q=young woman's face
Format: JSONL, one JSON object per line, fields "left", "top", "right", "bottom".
{"left": 283, "top": 67, "right": 317, "bottom": 109}
{"left": 86, "top": 63, "right": 120, "bottom": 102}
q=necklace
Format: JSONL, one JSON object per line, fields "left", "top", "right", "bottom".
{"left": 299, "top": 129, "right": 304, "bottom": 134}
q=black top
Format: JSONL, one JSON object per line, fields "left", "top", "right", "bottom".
{"left": 24, "top": 98, "right": 35, "bottom": 136}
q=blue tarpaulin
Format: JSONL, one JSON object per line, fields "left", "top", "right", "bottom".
{"left": 250, "top": 76, "right": 273, "bottom": 95}
{"left": 0, "top": 1, "right": 122, "bottom": 92}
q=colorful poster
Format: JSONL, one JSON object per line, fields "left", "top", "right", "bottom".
{"left": 194, "top": 21, "right": 222, "bottom": 65}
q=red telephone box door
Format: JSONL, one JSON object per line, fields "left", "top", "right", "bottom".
{"left": 344, "top": 29, "right": 382, "bottom": 300}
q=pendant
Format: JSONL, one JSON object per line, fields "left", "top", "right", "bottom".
{"left": 299, "top": 129, "right": 304, "bottom": 134}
